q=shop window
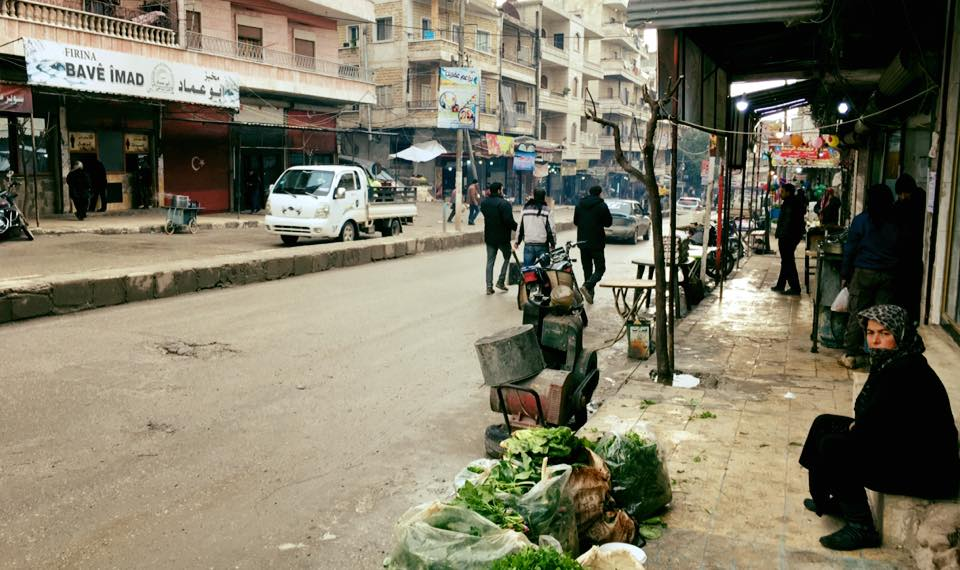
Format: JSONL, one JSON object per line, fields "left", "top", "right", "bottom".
{"left": 376, "top": 17, "right": 393, "bottom": 42}
{"left": 237, "top": 24, "right": 263, "bottom": 60}
{"left": 186, "top": 10, "right": 201, "bottom": 48}
{"left": 0, "top": 117, "right": 51, "bottom": 175}
{"left": 476, "top": 31, "right": 490, "bottom": 53}
{"left": 98, "top": 131, "right": 124, "bottom": 171}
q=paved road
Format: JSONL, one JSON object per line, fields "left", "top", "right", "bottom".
{"left": 0, "top": 231, "right": 649, "bottom": 569}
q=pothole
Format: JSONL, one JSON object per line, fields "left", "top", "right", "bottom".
{"left": 146, "top": 420, "right": 177, "bottom": 434}
{"left": 156, "top": 340, "right": 239, "bottom": 359}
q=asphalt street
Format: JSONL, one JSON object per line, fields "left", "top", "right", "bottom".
{"left": 0, "top": 231, "right": 649, "bottom": 569}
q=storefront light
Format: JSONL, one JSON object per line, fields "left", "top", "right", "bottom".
{"left": 837, "top": 102, "right": 850, "bottom": 115}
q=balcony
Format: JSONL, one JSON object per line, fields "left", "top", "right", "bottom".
{"left": 541, "top": 43, "right": 569, "bottom": 67}
{"left": 186, "top": 33, "right": 366, "bottom": 81}
{"left": 540, "top": 89, "right": 569, "bottom": 114}
{"left": 602, "top": 22, "right": 640, "bottom": 52}
{"left": 601, "top": 58, "right": 642, "bottom": 84}
{"left": 596, "top": 97, "right": 638, "bottom": 117}
{"left": 582, "top": 59, "right": 603, "bottom": 81}
{"left": 407, "top": 29, "right": 459, "bottom": 64}
{"left": 407, "top": 98, "right": 437, "bottom": 110}
{"left": 1, "top": 0, "right": 176, "bottom": 46}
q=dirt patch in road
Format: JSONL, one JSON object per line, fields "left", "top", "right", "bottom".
{"left": 156, "top": 340, "right": 239, "bottom": 359}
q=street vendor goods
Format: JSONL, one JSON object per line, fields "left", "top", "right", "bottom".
{"left": 592, "top": 427, "right": 672, "bottom": 521}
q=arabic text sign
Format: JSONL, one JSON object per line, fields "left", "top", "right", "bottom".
{"left": 772, "top": 145, "right": 839, "bottom": 168}
{"left": 0, "top": 85, "right": 33, "bottom": 113}
{"left": 437, "top": 67, "right": 479, "bottom": 129}
{"left": 24, "top": 39, "right": 240, "bottom": 109}
{"left": 69, "top": 132, "right": 97, "bottom": 152}
{"left": 124, "top": 134, "right": 149, "bottom": 153}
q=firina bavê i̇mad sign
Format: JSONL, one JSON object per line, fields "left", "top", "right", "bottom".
{"left": 23, "top": 38, "right": 240, "bottom": 109}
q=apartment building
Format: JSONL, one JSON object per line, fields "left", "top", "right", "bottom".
{"left": 0, "top": 0, "right": 374, "bottom": 214}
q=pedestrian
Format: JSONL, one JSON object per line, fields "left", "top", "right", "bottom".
{"left": 817, "top": 187, "right": 841, "bottom": 227}
{"left": 479, "top": 182, "right": 517, "bottom": 294}
{"left": 467, "top": 178, "right": 480, "bottom": 225}
{"left": 574, "top": 185, "right": 613, "bottom": 304}
{"left": 244, "top": 168, "right": 262, "bottom": 214}
{"left": 515, "top": 189, "right": 555, "bottom": 267}
{"left": 770, "top": 183, "right": 806, "bottom": 296}
{"left": 85, "top": 157, "right": 108, "bottom": 213}
{"left": 447, "top": 185, "right": 458, "bottom": 223}
{"left": 799, "top": 304, "right": 958, "bottom": 551}
{"left": 894, "top": 174, "right": 926, "bottom": 325}
{"left": 839, "top": 184, "right": 900, "bottom": 369}
{"left": 135, "top": 159, "right": 153, "bottom": 208}
{"left": 66, "top": 161, "right": 91, "bottom": 220}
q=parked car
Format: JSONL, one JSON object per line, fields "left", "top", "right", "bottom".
{"left": 676, "top": 196, "right": 705, "bottom": 227}
{"left": 604, "top": 199, "right": 651, "bottom": 244}
{"left": 264, "top": 165, "right": 417, "bottom": 245}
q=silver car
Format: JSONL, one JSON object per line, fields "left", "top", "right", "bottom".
{"left": 605, "top": 199, "right": 651, "bottom": 244}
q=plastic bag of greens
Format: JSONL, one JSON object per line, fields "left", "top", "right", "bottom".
{"left": 385, "top": 502, "right": 532, "bottom": 570}
{"left": 454, "top": 459, "right": 499, "bottom": 491}
{"left": 501, "top": 464, "right": 579, "bottom": 556}
{"left": 592, "top": 425, "right": 672, "bottom": 521}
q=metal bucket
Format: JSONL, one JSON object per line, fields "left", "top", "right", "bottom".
{"left": 627, "top": 319, "right": 652, "bottom": 360}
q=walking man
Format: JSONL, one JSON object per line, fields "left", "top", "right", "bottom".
{"left": 66, "top": 161, "right": 91, "bottom": 220}
{"left": 467, "top": 178, "right": 480, "bottom": 225}
{"left": 480, "top": 182, "right": 517, "bottom": 294}
{"left": 771, "top": 183, "right": 806, "bottom": 295}
{"left": 85, "top": 157, "right": 108, "bottom": 213}
{"left": 447, "top": 185, "right": 458, "bottom": 223}
{"left": 515, "top": 189, "right": 555, "bottom": 266}
{"left": 574, "top": 185, "right": 613, "bottom": 304}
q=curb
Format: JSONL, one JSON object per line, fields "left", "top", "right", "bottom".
{"left": 0, "top": 222, "right": 574, "bottom": 325}
{"left": 31, "top": 220, "right": 263, "bottom": 236}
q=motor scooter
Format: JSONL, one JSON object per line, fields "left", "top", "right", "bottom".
{"left": 0, "top": 173, "right": 34, "bottom": 241}
{"left": 514, "top": 240, "right": 589, "bottom": 327}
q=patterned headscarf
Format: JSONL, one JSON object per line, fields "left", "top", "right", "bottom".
{"left": 858, "top": 304, "right": 925, "bottom": 371}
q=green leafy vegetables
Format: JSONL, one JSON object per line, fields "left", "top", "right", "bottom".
{"left": 451, "top": 482, "right": 526, "bottom": 533}
{"left": 490, "top": 546, "right": 583, "bottom": 570}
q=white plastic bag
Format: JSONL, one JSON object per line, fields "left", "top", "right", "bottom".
{"left": 831, "top": 287, "right": 850, "bottom": 313}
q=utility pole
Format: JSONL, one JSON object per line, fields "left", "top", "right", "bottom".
{"left": 362, "top": 24, "right": 373, "bottom": 155}
{"left": 453, "top": 0, "right": 465, "bottom": 232}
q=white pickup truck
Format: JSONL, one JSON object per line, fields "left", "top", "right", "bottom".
{"left": 264, "top": 165, "right": 418, "bottom": 245}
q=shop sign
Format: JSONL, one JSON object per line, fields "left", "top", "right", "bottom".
{"left": 68, "top": 132, "right": 97, "bottom": 152}
{"left": 24, "top": 38, "right": 240, "bottom": 109}
{"left": 513, "top": 143, "right": 535, "bottom": 171}
{"left": 124, "top": 133, "right": 149, "bottom": 153}
{"left": 484, "top": 133, "right": 514, "bottom": 156}
{"left": 771, "top": 145, "right": 839, "bottom": 168}
{"left": 437, "top": 67, "right": 479, "bottom": 129}
{"left": 560, "top": 163, "right": 577, "bottom": 176}
{"left": 0, "top": 85, "right": 32, "bottom": 114}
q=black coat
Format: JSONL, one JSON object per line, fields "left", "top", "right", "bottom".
{"left": 853, "top": 353, "right": 960, "bottom": 498}
{"left": 85, "top": 159, "right": 107, "bottom": 191}
{"left": 775, "top": 194, "right": 806, "bottom": 242}
{"left": 66, "top": 169, "right": 91, "bottom": 199}
{"left": 574, "top": 195, "right": 613, "bottom": 249}
{"left": 480, "top": 195, "right": 517, "bottom": 246}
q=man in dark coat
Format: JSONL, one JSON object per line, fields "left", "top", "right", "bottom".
{"left": 800, "top": 304, "right": 958, "bottom": 551}
{"left": 574, "top": 185, "right": 613, "bottom": 304}
{"left": 66, "top": 161, "right": 90, "bottom": 220}
{"left": 771, "top": 183, "right": 806, "bottom": 295}
{"left": 85, "top": 157, "right": 108, "bottom": 212}
{"left": 479, "top": 182, "right": 517, "bottom": 294}
{"left": 894, "top": 174, "right": 926, "bottom": 324}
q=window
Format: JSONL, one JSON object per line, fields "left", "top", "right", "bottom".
{"left": 574, "top": 32, "right": 581, "bottom": 52}
{"left": 376, "top": 17, "right": 393, "bottom": 42}
{"left": 540, "top": 122, "right": 547, "bottom": 138}
{"left": 540, "top": 75, "right": 548, "bottom": 89}
{"left": 376, "top": 86, "right": 392, "bottom": 108}
{"left": 294, "top": 38, "right": 315, "bottom": 59}
{"left": 572, "top": 77, "right": 578, "bottom": 98}
{"left": 476, "top": 30, "right": 490, "bottom": 52}
{"left": 185, "top": 10, "right": 202, "bottom": 48}
{"left": 337, "top": 172, "right": 357, "bottom": 190}
{"left": 237, "top": 24, "right": 263, "bottom": 60}
{"left": 515, "top": 101, "right": 527, "bottom": 114}
{"left": 553, "top": 33, "right": 564, "bottom": 50}
{"left": 452, "top": 25, "right": 462, "bottom": 46}
{"left": 571, "top": 123, "right": 577, "bottom": 143}
{"left": 607, "top": 87, "right": 613, "bottom": 98}
{"left": 421, "top": 18, "right": 432, "bottom": 39}
{"left": 346, "top": 25, "right": 359, "bottom": 47}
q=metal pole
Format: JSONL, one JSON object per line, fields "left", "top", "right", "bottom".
{"left": 453, "top": 0, "right": 465, "bottom": 232}
{"left": 29, "top": 112, "right": 41, "bottom": 227}
{"left": 668, "top": 107, "right": 678, "bottom": 370}
{"left": 737, "top": 140, "right": 748, "bottom": 268}
{"left": 700, "top": 155, "right": 715, "bottom": 285}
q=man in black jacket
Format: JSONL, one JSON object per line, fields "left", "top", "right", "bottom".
{"left": 574, "top": 185, "right": 613, "bottom": 303}
{"left": 772, "top": 183, "right": 806, "bottom": 295}
{"left": 480, "top": 182, "right": 517, "bottom": 295}
{"left": 66, "top": 161, "right": 91, "bottom": 220}
{"left": 85, "top": 157, "right": 108, "bottom": 212}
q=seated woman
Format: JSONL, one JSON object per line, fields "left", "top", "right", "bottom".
{"left": 800, "top": 304, "right": 959, "bottom": 550}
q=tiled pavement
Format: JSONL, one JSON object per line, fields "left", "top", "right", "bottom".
{"left": 583, "top": 252, "right": 914, "bottom": 569}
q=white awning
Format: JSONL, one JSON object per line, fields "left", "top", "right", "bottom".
{"left": 390, "top": 140, "right": 447, "bottom": 162}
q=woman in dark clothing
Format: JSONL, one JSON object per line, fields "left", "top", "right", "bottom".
{"left": 800, "top": 304, "right": 959, "bottom": 551}
{"left": 818, "top": 187, "right": 841, "bottom": 227}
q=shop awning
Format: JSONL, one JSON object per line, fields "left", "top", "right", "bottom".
{"left": 390, "top": 140, "right": 447, "bottom": 162}
{"left": 627, "top": 0, "right": 822, "bottom": 29}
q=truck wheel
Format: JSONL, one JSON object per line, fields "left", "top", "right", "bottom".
{"left": 281, "top": 235, "right": 299, "bottom": 246}
{"left": 484, "top": 424, "right": 510, "bottom": 458}
{"left": 339, "top": 221, "right": 357, "bottom": 242}
{"left": 387, "top": 218, "right": 402, "bottom": 236}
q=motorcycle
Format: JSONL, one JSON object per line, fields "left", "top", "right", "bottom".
{"left": 0, "top": 174, "right": 34, "bottom": 241}
{"left": 515, "top": 240, "right": 589, "bottom": 327}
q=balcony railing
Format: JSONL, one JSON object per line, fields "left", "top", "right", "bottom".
{"left": 2, "top": 0, "right": 177, "bottom": 46}
{"left": 503, "top": 45, "right": 535, "bottom": 67}
{"left": 185, "top": 32, "right": 367, "bottom": 82}
{"left": 406, "top": 99, "right": 437, "bottom": 110}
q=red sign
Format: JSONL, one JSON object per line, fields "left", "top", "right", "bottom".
{"left": 0, "top": 85, "right": 33, "bottom": 114}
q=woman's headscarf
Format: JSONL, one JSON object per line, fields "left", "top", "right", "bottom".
{"left": 858, "top": 304, "right": 925, "bottom": 371}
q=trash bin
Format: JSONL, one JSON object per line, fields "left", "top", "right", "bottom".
{"left": 627, "top": 319, "right": 652, "bottom": 360}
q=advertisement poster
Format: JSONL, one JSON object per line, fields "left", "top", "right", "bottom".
{"left": 24, "top": 38, "right": 240, "bottom": 109}
{"left": 484, "top": 133, "right": 514, "bottom": 156}
{"left": 437, "top": 67, "right": 479, "bottom": 129}
{"left": 0, "top": 85, "right": 32, "bottom": 114}
{"left": 771, "top": 145, "right": 839, "bottom": 168}
{"left": 513, "top": 142, "right": 535, "bottom": 171}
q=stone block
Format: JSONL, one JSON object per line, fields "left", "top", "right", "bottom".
{"left": 52, "top": 280, "right": 92, "bottom": 307}
{"left": 174, "top": 269, "right": 199, "bottom": 294}
{"left": 403, "top": 239, "right": 417, "bottom": 256}
{"left": 124, "top": 274, "right": 155, "bottom": 302}
{"left": 11, "top": 293, "right": 53, "bottom": 320}
{"left": 265, "top": 257, "right": 294, "bottom": 280}
{"left": 369, "top": 244, "right": 386, "bottom": 261}
{"left": 92, "top": 278, "right": 125, "bottom": 307}
{"left": 244, "top": 261, "right": 266, "bottom": 284}
{"left": 342, "top": 248, "right": 360, "bottom": 267}
{"left": 243, "top": 221, "right": 259, "bottom": 228}
{"left": 0, "top": 297, "right": 11, "bottom": 324}
{"left": 293, "top": 255, "right": 313, "bottom": 276}
{"left": 155, "top": 271, "right": 178, "bottom": 298}
{"left": 225, "top": 221, "right": 239, "bottom": 229}
{"left": 383, "top": 243, "right": 396, "bottom": 259}
{"left": 218, "top": 263, "right": 246, "bottom": 286}
{"left": 394, "top": 241, "right": 408, "bottom": 257}
{"left": 196, "top": 266, "right": 220, "bottom": 289}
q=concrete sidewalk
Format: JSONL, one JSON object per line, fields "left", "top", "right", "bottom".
{"left": 583, "top": 252, "right": 938, "bottom": 568}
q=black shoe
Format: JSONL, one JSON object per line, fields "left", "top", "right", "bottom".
{"left": 804, "top": 498, "right": 842, "bottom": 517}
{"left": 580, "top": 285, "right": 594, "bottom": 304}
{"left": 770, "top": 285, "right": 785, "bottom": 292}
{"left": 783, "top": 289, "right": 802, "bottom": 296}
{"left": 495, "top": 283, "right": 508, "bottom": 292}
{"left": 819, "top": 523, "right": 881, "bottom": 551}
{"left": 486, "top": 287, "right": 495, "bottom": 295}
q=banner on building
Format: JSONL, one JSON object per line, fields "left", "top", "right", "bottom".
{"left": 484, "top": 133, "right": 514, "bottom": 156}
{"left": 0, "top": 85, "right": 32, "bottom": 114}
{"left": 24, "top": 38, "right": 240, "bottom": 109}
{"left": 437, "top": 67, "right": 479, "bottom": 129}
{"left": 771, "top": 145, "right": 840, "bottom": 168}
{"left": 514, "top": 147, "right": 535, "bottom": 171}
